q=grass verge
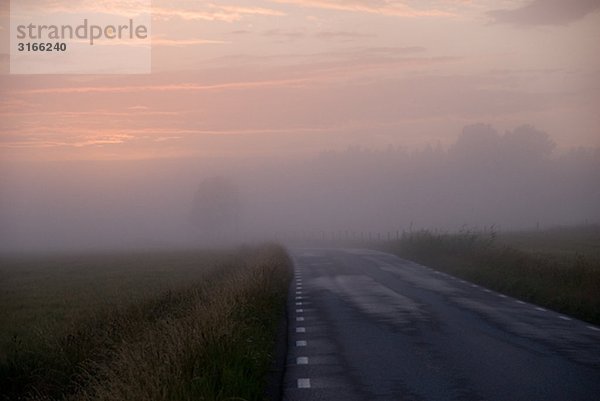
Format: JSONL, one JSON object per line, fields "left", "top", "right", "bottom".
{"left": 381, "top": 226, "right": 600, "bottom": 325}
{"left": 0, "top": 244, "right": 291, "bottom": 401}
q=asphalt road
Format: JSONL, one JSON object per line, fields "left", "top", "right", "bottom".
{"left": 281, "top": 248, "right": 600, "bottom": 401}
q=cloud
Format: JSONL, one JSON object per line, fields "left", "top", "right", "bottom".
{"left": 152, "top": 4, "right": 285, "bottom": 22}
{"left": 217, "top": 5, "right": 286, "bottom": 17}
{"left": 0, "top": 110, "right": 181, "bottom": 118}
{"left": 263, "top": 29, "right": 306, "bottom": 41}
{"left": 12, "top": 78, "right": 316, "bottom": 95}
{"left": 151, "top": 38, "right": 229, "bottom": 47}
{"left": 0, "top": 125, "right": 339, "bottom": 150}
{"left": 0, "top": 130, "right": 135, "bottom": 149}
{"left": 6, "top": 47, "right": 451, "bottom": 102}
{"left": 315, "top": 31, "right": 375, "bottom": 41}
{"left": 236, "top": 29, "right": 375, "bottom": 43}
{"left": 14, "top": 0, "right": 151, "bottom": 18}
{"left": 267, "top": 0, "right": 454, "bottom": 17}
{"left": 488, "top": 0, "right": 600, "bottom": 26}
{"left": 19, "top": 2, "right": 285, "bottom": 23}
{"left": 0, "top": 99, "right": 37, "bottom": 112}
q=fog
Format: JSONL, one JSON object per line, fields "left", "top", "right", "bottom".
{"left": 1, "top": 123, "right": 598, "bottom": 252}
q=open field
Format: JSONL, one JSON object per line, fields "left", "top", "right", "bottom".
{"left": 0, "top": 245, "right": 291, "bottom": 401}
{"left": 497, "top": 225, "right": 600, "bottom": 261}
{"left": 381, "top": 225, "right": 600, "bottom": 325}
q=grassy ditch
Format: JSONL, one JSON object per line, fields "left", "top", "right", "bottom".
{"left": 0, "top": 244, "right": 291, "bottom": 401}
{"left": 382, "top": 226, "right": 600, "bottom": 325}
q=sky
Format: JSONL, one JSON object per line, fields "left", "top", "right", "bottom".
{"left": 1, "top": 0, "right": 599, "bottom": 162}
{"left": 0, "top": 1, "right": 599, "bottom": 250}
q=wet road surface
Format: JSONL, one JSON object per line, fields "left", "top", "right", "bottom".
{"left": 282, "top": 248, "right": 600, "bottom": 401}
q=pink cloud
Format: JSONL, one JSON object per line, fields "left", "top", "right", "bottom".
{"left": 267, "top": 0, "right": 455, "bottom": 17}
{"left": 152, "top": 4, "right": 285, "bottom": 22}
{"left": 11, "top": 77, "right": 318, "bottom": 95}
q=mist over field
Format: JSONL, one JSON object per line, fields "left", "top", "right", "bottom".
{"left": 1, "top": 123, "right": 598, "bottom": 252}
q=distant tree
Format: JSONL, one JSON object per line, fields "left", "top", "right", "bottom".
{"left": 190, "top": 176, "right": 241, "bottom": 236}
{"left": 502, "top": 124, "right": 555, "bottom": 161}
{"left": 451, "top": 123, "right": 501, "bottom": 166}
{"left": 451, "top": 123, "right": 555, "bottom": 167}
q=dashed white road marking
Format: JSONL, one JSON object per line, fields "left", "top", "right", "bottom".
{"left": 587, "top": 325, "right": 600, "bottom": 332}
{"left": 297, "top": 357, "right": 309, "bottom": 365}
{"left": 295, "top": 296, "right": 303, "bottom": 300}
{"left": 471, "top": 284, "right": 479, "bottom": 288}
{"left": 298, "top": 378, "right": 311, "bottom": 388}
{"left": 296, "top": 317, "right": 305, "bottom": 321}
{"left": 483, "top": 289, "right": 492, "bottom": 293}
{"left": 535, "top": 307, "right": 547, "bottom": 312}
{"left": 516, "top": 300, "right": 525, "bottom": 305}
{"left": 559, "top": 316, "right": 571, "bottom": 321}
{"left": 498, "top": 294, "right": 507, "bottom": 298}
{"left": 296, "top": 340, "right": 307, "bottom": 347}
{"left": 296, "top": 309, "right": 304, "bottom": 313}
{"left": 296, "top": 302, "right": 303, "bottom": 306}
{"left": 296, "top": 291, "right": 302, "bottom": 294}
{"left": 296, "top": 327, "right": 306, "bottom": 333}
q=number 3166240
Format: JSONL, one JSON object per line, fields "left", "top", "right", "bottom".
{"left": 17, "top": 42, "right": 67, "bottom": 52}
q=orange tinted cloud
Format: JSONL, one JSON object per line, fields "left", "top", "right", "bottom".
{"left": 11, "top": 77, "right": 317, "bottom": 95}
{"left": 152, "top": 5, "right": 285, "bottom": 22}
{"left": 16, "top": 1, "right": 284, "bottom": 22}
{"left": 267, "top": 0, "right": 454, "bottom": 17}
{"left": 151, "top": 38, "right": 229, "bottom": 47}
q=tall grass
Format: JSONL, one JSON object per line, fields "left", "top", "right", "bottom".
{"left": 0, "top": 245, "right": 291, "bottom": 401}
{"left": 383, "top": 227, "right": 600, "bottom": 325}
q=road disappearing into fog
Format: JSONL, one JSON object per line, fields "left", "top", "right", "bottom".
{"left": 282, "top": 248, "right": 600, "bottom": 401}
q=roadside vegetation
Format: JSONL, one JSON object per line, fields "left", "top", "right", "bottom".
{"left": 0, "top": 245, "right": 291, "bottom": 401}
{"left": 381, "top": 225, "right": 600, "bottom": 325}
